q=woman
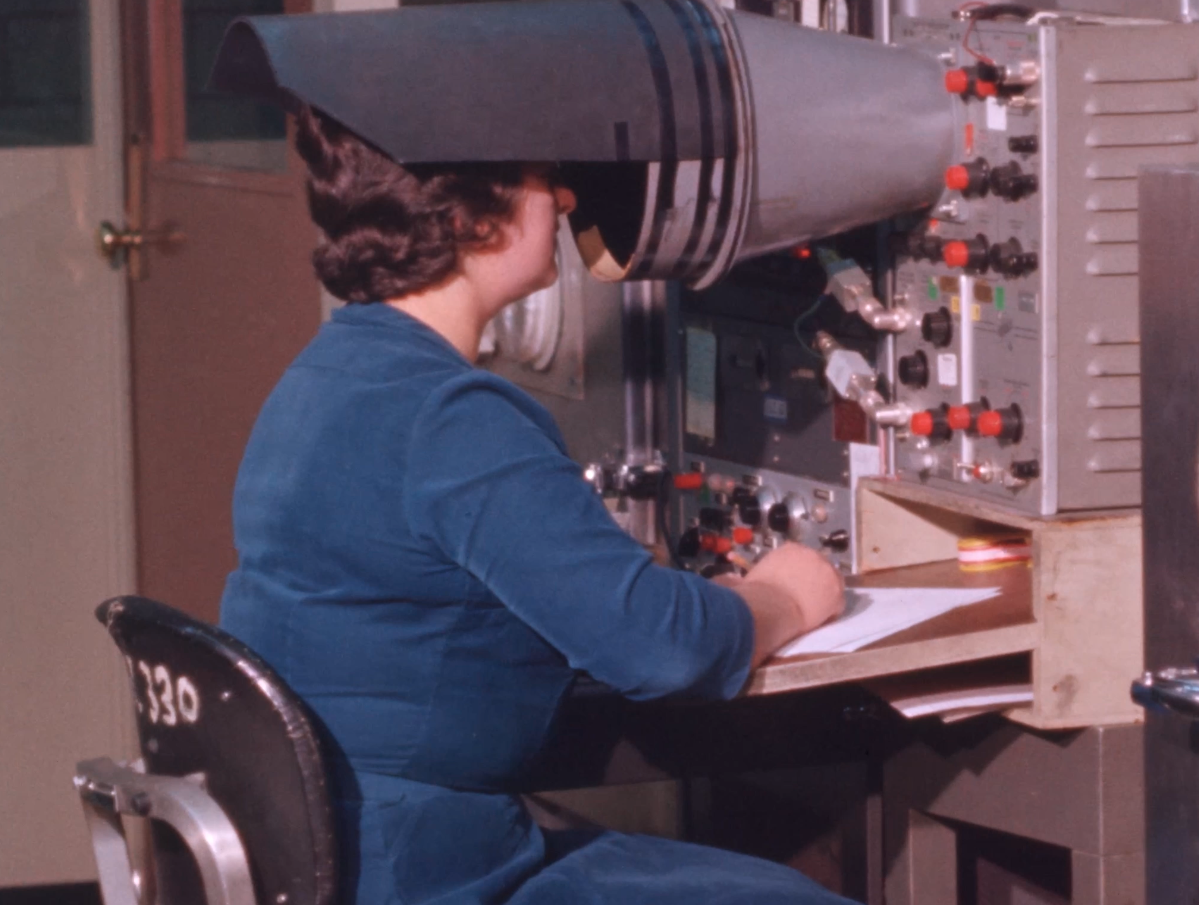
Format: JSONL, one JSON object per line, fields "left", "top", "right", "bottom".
{"left": 220, "top": 106, "right": 853, "bottom": 905}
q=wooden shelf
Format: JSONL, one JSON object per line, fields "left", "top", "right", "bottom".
{"left": 749, "top": 559, "right": 1037, "bottom": 696}
{"left": 747, "top": 479, "right": 1144, "bottom": 730}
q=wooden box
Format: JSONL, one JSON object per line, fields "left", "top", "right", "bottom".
{"left": 750, "top": 478, "right": 1143, "bottom": 730}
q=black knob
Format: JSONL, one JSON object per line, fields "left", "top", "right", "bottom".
{"left": 737, "top": 496, "right": 762, "bottom": 527}
{"left": 903, "top": 231, "right": 927, "bottom": 261}
{"left": 898, "top": 351, "right": 930, "bottom": 389}
{"left": 700, "top": 561, "right": 741, "bottom": 579}
{"left": 767, "top": 503, "right": 791, "bottom": 534}
{"left": 1008, "top": 135, "right": 1039, "bottom": 155}
{"left": 821, "top": 530, "right": 850, "bottom": 553}
{"left": 989, "top": 238, "right": 1038, "bottom": 278}
{"left": 989, "top": 162, "right": 1038, "bottom": 202}
{"left": 699, "top": 507, "right": 729, "bottom": 532}
{"left": 677, "top": 527, "right": 701, "bottom": 559}
{"left": 901, "top": 230, "right": 943, "bottom": 262}
{"left": 975, "top": 61, "right": 1003, "bottom": 84}
{"left": 921, "top": 307, "right": 954, "bottom": 349}
{"left": 919, "top": 233, "right": 945, "bottom": 262}
{"left": 1010, "top": 459, "right": 1040, "bottom": 480}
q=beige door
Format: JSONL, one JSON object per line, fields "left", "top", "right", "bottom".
{"left": 0, "top": 0, "right": 135, "bottom": 886}
{"left": 120, "top": 0, "right": 321, "bottom": 624}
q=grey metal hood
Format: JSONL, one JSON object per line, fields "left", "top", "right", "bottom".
{"left": 208, "top": 0, "right": 737, "bottom": 164}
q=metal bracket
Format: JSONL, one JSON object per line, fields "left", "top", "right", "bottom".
{"left": 74, "top": 757, "right": 255, "bottom": 905}
{"left": 1132, "top": 666, "right": 1199, "bottom": 719}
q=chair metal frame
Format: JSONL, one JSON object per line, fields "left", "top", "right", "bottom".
{"left": 75, "top": 756, "right": 255, "bottom": 905}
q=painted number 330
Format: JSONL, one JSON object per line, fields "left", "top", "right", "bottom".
{"left": 128, "top": 659, "right": 200, "bottom": 726}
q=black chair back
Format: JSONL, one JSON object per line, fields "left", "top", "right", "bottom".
{"left": 98, "top": 596, "right": 337, "bottom": 905}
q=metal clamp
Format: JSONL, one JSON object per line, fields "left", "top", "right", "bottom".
{"left": 816, "top": 332, "right": 911, "bottom": 427}
{"left": 1132, "top": 666, "right": 1199, "bottom": 719}
{"left": 583, "top": 460, "right": 669, "bottom": 501}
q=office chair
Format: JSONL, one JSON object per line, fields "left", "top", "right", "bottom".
{"left": 74, "top": 596, "right": 337, "bottom": 905}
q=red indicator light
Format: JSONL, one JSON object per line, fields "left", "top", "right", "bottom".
{"left": 673, "top": 472, "right": 704, "bottom": 491}
{"left": 910, "top": 411, "right": 935, "bottom": 436}
{"left": 732, "top": 527, "right": 755, "bottom": 546}
{"left": 976, "top": 80, "right": 998, "bottom": 98}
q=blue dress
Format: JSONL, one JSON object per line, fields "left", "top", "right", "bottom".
{"left": 220, "top": 303, "right": 858, "bottom": 905}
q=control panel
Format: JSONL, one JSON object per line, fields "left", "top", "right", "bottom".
{"left": 672, "top": 249, "right": 880, "bottom": 572}
{"left": 672, "top": 456, "right": 861, "bottom": 574}
{"left": 890, "top": 13, "right": 1199, "bottom": 514}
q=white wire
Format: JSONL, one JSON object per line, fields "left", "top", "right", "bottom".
{"left": 1027, "top": 11, "right": 1168, "bottom": 25}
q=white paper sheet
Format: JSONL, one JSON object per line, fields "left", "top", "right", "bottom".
{"left": 776, "top": 586, "right": 1002, "bottom": 657}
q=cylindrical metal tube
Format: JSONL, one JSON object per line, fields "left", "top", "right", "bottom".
{"left": 727, "top": 13, "right": 954, "bottom": 263}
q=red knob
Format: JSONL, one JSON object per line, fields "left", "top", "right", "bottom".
{"left": 911, "top": 411, "right": 935, "bottom": 436}
{"left": 943, "top": 240, "right": 970, "bottom": 269}
{"left": 732, "top": 527, "right": 755, "bottom": 546}
{"left": 946, "top": 165, "right": 970, "bottom": 191}
{"left": 977, "top": 410, "right": 1003, "bottom": 437}
{"left": 945, "top": 69, "right": 970, "bottom": 94}
{"left": 700, "top": 532, "right": 734, "bottom": 553}
{"left": 976, "top": 79, "right": 998, "bottom": 98}
{"left": 947, "top": 406, "right": 973, "bottom": 431}
{"left": 673, "top": 472, "right": 704, "bottom": 491}
{"left": 976, "top": 406, "right": 1024, "bottom": 442}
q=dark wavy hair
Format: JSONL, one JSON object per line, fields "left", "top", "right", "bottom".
{"left": 294, "top": 105, "right": 526, "bottom": 302}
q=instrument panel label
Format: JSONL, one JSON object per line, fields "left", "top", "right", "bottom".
{"left": 938, "top": 352, "right": 959, "bottom": 387}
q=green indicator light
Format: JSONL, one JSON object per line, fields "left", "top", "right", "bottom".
{"left": 928, "top": 278, "right": 938, "bottom": 300}
{"left": 699, "top": 486, "right": 711, "bottom": 506}
{"left": 995, "top": 286, "right": 1006, "bottom": 311}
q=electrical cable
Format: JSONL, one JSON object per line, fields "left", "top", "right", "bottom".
{"left": 957, "top": 2, "right": 1036, "bottom": 63}
{"left": 656, "top": 473, "right": 688, "bottom": 571}
{"left": 793, "top": 294, "right": 830, "bottom": 361}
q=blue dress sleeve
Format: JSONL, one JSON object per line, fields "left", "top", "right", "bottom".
{"left": 403, "top": 371, "right": 754, "bottom": 701}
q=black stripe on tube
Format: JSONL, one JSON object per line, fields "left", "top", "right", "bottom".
{"left": 663, "top": 0, "right": 715, "bottom": 279}
{"left": 686, "top": 0, "right": 737, "bottom": 272}
{"left": 619, "top": 0, "right": 677, "bottom": 279}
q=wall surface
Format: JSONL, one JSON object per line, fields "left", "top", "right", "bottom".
{"left": 0, "top": 0, "right": 135, "bottom": 886}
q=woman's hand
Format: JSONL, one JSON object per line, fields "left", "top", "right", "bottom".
{"left": 712, "top": 543, "right": 845, "bottom": 668}
{"left": 742, "top": 543, "right": 845, "bottom": 634}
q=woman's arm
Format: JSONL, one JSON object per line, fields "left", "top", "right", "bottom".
{"left": 405, "top": 373, "right": 756, "bottom": 701}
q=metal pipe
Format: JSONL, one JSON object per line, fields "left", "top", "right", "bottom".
{"left": 621, "top": 281, "right": 660, "bottom": 545}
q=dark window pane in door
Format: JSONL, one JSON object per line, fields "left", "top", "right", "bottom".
{"left": 184, "top": 0, "right": 286, "bottom": 170}
{"left": 0, "top": 0, "right": 89, "bottom": 148}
